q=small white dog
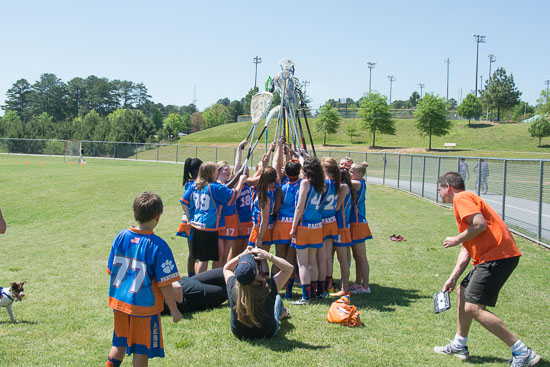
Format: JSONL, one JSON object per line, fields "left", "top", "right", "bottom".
{"left": 0, "top": 282, "right": 25, "bottom": 323}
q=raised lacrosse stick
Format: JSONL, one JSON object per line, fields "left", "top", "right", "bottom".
{"left": 243, "top": 92, "right": 273, "bottom": 167}
{"left": 242, "top": 105, "right": 281, "bottom": 170}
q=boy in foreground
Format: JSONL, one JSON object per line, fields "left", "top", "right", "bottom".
{"left": 434, "top": 172, "right": 540, "bottom": 367}
{"left": 106, "top": 192, "right": 182, "bottom": 367}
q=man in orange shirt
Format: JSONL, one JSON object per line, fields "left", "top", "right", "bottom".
{"left": 433, "top": 172, "right": 540, "bottom": 367}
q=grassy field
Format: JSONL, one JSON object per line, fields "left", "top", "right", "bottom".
{"left": 178, "top": 118, "right": 550, "bottom": 159}
{"left": 0, "top": 155, "right": 548, "bottom": 366}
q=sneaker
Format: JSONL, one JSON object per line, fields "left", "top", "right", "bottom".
{"left": 290, "top": 298, "right": 309, "bottom": 305}
{"left": 280, "top": 306, "right": 291, "bottom": 320}
{"left": 329, "top": 290, "right": 350, "bottom": 297}
{"left": 351, "top": 286, "right": 371, "bottom": 294}
{"left": 509, "top": 349, "right": 540, "bottom": 367}
{"left": 433, "top": 342, "right": 470, "bottom": 360}
{"left": 349, "top": 283, "right": 361, "bottom": 291}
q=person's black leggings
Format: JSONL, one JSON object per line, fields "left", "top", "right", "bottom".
{"left": 193, "top": 268, "right": 227, "bottom": 309}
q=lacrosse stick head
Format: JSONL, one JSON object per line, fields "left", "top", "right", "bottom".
{"left": 250, "top": 92, "right": 273, "bottom": 125}
{"left": 279, "top": 58, "right": 295, "bottom": 79}
{"left": 265, "top": 105, "right": 281, "bottom": 126}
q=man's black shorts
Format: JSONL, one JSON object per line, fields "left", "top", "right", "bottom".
{"left": 460, "top": 256, "right": 520, "bottom": 307}
{"left": 191, "top": 228, "right": 219, "bottom": 261}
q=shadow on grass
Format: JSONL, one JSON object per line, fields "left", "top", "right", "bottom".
{"left": 466, "top": 355, "right": 516, "bottom": 365}
{"left": 0, "top": 319, "right": 38, "bottom": 325}
{"left": 466, "top": 123, "right": 493, "bottom": 129}
{"left": 241, "top": 320, "right": 330, "bottom": 352}
{"left": 429, "top": 148, "right": 470, "bottom": 153}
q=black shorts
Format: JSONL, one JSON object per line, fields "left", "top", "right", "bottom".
{"left": 460, "top": 256, "right": 519, "bottom": 307}
{"left": 191, "top": 228, "right": 219, "bottom": 261}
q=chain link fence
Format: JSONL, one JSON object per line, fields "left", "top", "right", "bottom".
{"left": 1, "top": 138, "right": 548, "bottom": 248}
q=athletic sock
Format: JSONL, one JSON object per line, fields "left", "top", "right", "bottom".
{"left": 510, "top": 340, "right": 528, "bottom": 355}
{"left": 310, "top": 281, "right": 317, "bottom": 298}
{"left": 188, "top": 271, "right": 195, "bottom": 277}
{"left": 317, "top": 280, "right": 325, "bottom": 295}
{"left": 285, "top": 279, "right": 294, "bottom": 297}
{"left": 453, "top": 334, "right": 468, "bottom": 348}
{"left": 301, "top": 284, "right": 310, "bottom": 300}
{"left": 106, "top": 356, "right": 122, "bottom": 367}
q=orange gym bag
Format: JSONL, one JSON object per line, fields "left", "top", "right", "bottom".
{"left": 327, "top": 295, "right": 363, "bottom": 327}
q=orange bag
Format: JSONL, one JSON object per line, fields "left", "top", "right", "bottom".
{"left": 326, "top": 295, "right": 363, "bottom": 327}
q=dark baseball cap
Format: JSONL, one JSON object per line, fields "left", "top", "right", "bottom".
{"left": 234, "top": 254, "right": 257, "bottom": 285}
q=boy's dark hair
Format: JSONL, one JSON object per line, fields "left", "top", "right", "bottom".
{"left": 133, "top": 191, "right": 164, "bottom": 223}
{"left": 437, "top": 172, "right": 465, "bottom": 191}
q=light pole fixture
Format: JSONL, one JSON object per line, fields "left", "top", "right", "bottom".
{"left": 387, "top": 75, "right": 396, "bottom": 105}
{"left": 488, "top": 54, "right": 496, "bottom": 85}
{"left": 418, "top": 83, "right": 425, "bottom": 98}
{"left": 473, "top": 34, "right": 486, "bottom": 97}
{"left": 443, "top": 58, "right": 451, "bottom": 101}
{"left": 545, "top": 80, "right": 550, "bottom": 103}
{"left": 253, "top": 56, "right": 262, "bottom": 90}
{"left": 302, "top": 80, "right": 310, "bottom": 95}
{"left": 367, "top": 62, "right": 376, "bottom": 94}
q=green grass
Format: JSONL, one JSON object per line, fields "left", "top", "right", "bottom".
{"left": 0, "top": 154, "right": 548, "bottom": 366}
{"left": 179, "top": 118, "right": 550, "bottom": 159}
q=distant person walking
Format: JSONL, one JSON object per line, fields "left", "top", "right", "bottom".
{"left": 474, "top": 159, "right": 489, "bottom": 194}
{"left": 0, "top": 208, "right": 6, "bottom": 234}
{"left": 458, "top": 158, "right": 470, "bottom": 182}
{"left": 433, "top": 172, "right": 540, "bottom": 367}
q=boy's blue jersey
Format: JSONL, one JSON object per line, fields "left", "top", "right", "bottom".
{"left": 350, "top": 180, "right": 367, "bottom": 223}
{"left": 320, "top": 179, "right": 337, "bottom": 219}
{"left": 236, "top": 182, "right": 252, "bottom": 223}
{"left": 180, "top": 179, "right": 196, "bottom": 220}
{"left": 278, "top": 178, "right": 301, "bottom": 220}
{"left": 251, "top": 187, "right": 276, "bottom": 227}
{"left": 107, "top": 227, "right": 180, "bottom": 316}
{"left": 336, "top": 189, "right": 351, "bottom": 229}
{"left": 184, "top": 182, "right": 236, "bottom": 231}
{"left": 298, "top": 183, "right": 323, "bottom": 226}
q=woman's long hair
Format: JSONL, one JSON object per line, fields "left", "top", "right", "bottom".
{"left": 340, "top": 167, "right": 357, "bottom": 204}
{"left": 257, "top": 167, "right": 277, "bottom": 208}
{"left": 321, "top": 157, "right": 341, "bottom": 195}
{"left": 195, "top": 162, "right": 217, "bottom": 190}
{"left": 234, "top": 277, "right": 271, "bottom": 328}
{"left": 183, "top": 158, "right": 203, "bottom": 185}
{"left": 302, "top": 157, "right": 325, "bottom": 194}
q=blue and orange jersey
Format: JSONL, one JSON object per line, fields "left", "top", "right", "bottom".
{"left": 336, "top": 189, "right": 351, "bottom": 229}
{"left": 236, "top": 182, "right": 253, "bottom": 223}
{"left": 277, "top": 178, "right": 301, "bottom": 221}
{"left": 251, "top": 187, "right": 276, "bottom": 227}
{"left": 186, "top": 182, "right": 236, "bottom": 231}
{"left": 220, "top": 181, "right": 237, "bottom": 217}
{"left": 107, "top": 227, "right": 180, "bottom": 316}
{"left": 297, "top": 183, "right": 323, "bottom": 227}
{"left": 179, "top": 179, "right": 196, "bottom": 221}
{"left": 320, "top": 179, "right": 337, "bottom": 219}
{"left": 350, "top": 180, "right": 367, "bottom": 224}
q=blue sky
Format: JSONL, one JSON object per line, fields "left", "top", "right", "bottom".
{"left": 1, "top": 0, "right": 548, "bottom": 113}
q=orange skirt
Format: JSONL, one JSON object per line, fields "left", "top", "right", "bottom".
{"left": 291, "top": 225, "right": 323, "bottom": 249}
{"left": 350, "top": 222, "right": 373, "bottom": 244}
{"left": 334, "top": 228, "right": 352, "bottom": 247}
{"left": 248, "top": 224, "right": 274, "bottom": 246}
{"left": 322, "top": 217, "right": 338, "bottom": 240}
{"left": 219, "top": 213, "right": 239, "bottom": 240}
{"left": 272, "top": 220, "right": 293, "bottom": 245}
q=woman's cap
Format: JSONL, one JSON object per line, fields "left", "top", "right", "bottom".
{"left": 234, "top": 254, "right": 257, "bottom": 285}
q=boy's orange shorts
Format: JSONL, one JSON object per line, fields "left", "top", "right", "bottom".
{"left": 321, "top": 216, "right": 338, "bottom": 241}
{"left": 351, "top": 222, "right": 373, "bottom": 244}
{"left": 248, "top": 224, "right": 273, "bottom": 246}
{"left": 291, "top": 225, "right": 323, "bottom": 249}
{"left": 112, "top": 310, "right": 164, "bottom": 358}
{"left": 334, "top": 227, "right": 352, "bottom": 247}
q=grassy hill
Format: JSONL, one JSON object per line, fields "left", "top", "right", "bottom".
{"left": 179, "top": 118, "right": 550, "bottom": 159}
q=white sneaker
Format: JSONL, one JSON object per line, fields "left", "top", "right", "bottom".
{"left": 434, "top": 342, "right": 469, "bottom": 360}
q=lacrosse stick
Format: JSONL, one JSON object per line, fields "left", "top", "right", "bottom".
{"left": 242, "top": 92, "right": 273, "bottom": 168}
{"left": 296, "top": 89, "right": 316, "bottom": 156}
{"left": 242, "top": 105, "right": 280, "bottom": 170}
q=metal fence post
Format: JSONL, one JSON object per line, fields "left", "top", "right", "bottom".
{"left": 195, "top": 145, "right": 198, "bottom": 158}
{"left": 421, "top": 155, "right": 426, "bottom": 197}
{"left": 383, "top": 153, "right": 387, "bottom": 185}
{"left": 176, "top": 145, "right": 179, "bottom": 164}
{"left": 476, "top": 158, "right": 482, "bottom": 196}
{"left": 27, "top": 140, "right": 30, "bottom": 154}
{"left": 436, "top": 157, "right": 441, "bottom": 203}
{"left": 156, "top": 144, "right": 159, "bottom": 162}
{"left": 113, "top": 143, "right": 116, "bottom": 159}
{"left": 135, "top": 143, "right": 138, "bottom": 160}
{"left": 49, "top": 140, "right": 52, "bottom": 155}
{"left": 538, "top": 161, "right": 543, "bottom": 241}
{"left": 215, "top": 147, "right": 218, "bottom": 162}
{"left": 397, "top": 154, "right": 401, "bottom": 189}
{"left": 409, "top": 155, "right": 413, "bottom": 192}
{"left": 502, "top": 160, "right": 507, "bottom": 220}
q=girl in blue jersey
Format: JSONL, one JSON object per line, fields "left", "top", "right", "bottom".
{"left": 349, "top": 162, "right": 372, "bottom": 294}
{"left": 183, "top": 162, "right": 247, "bottom": 274}
{"left": 231, "top": 140, "right": 254, "bottom": 260}
{"left": 217, "top": 160, "right": 238, "bottom": 267}
{"left": 290, "top": 156, "right": 326, "bottom": 305}
{"left": 177, "top": 157, "right": 202, "bottom": 277}
{"left": 318, "top": 157, "right": 341, "bottom": 297}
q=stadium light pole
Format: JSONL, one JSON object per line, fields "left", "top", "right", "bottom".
{"left": 387, "top": 75, "right": 396, "bottom": 105}
{"left": 302, "top": 80, "right": 310, "bottom": 95}
{"left": 545, "top": 80, "right": 550, "bottom": 99}
{"left": 488, "top": 54, "right": 496, "bottom": 84}
{"left": 253, "top": 56, "right": 262, "bottom": 90}
{"left": 418, "top": 83, "right": 425, "bottom": 98}
{"left": 443, "top": 58, "right": 451, "bottom": 101}
{"left": 367, "top": 62, "right": 376, "bottom": 94}
{"left": 480, "top": 75, "right": 483, "bottom": 91}
{"left": 473, "top": 34, "right": 486, "bottom": 97}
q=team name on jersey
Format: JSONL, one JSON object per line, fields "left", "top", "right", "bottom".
{"left": 190, "top": 221, "right": 206, "bottom": 230}
{"left": 307, "top": 222, "right": 322, "bottom": 229}
{"left": 322, "top": 216, "right": 336, "bottom": 224}
{"left": 159, "top": 272, "right": 180, "bottom": 283}
{"left": 279, "top": 216, "right": 294, "bottom": 223}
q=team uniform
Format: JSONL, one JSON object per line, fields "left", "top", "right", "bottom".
{"left": 350, "top": 180, "right": 373, "bottom": 244}
{"left": 182, "top": 182, "right": 237, "bottom": 261}
{"left": 176, "top": 179, "right": 196, "bottom": 239}
{"left": 291, "top": 184, "right": 324, "bottom": 249}
{"left": 272, "top": 177, "right": 301, "bottom": 245}
{"left": 248, "top": 187, "right": 276, "bottom": 246}
{"left": 107, "top": 227, "right": 180, "bottom": 358}
{"left": 218, "top": 187, "right": 239, "bottom": 241}
{"left": 236, "top": 182, "right": 253, "bottom": 240}
{"left": 333, "top": 188, "right": 352, "bottom": 247}
{"left": 320, "top": 178, "right": 338, "bottom": 241}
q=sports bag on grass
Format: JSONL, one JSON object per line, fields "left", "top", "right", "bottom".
{"left": 326, "top": 295, "right": 363, "bottom": 327}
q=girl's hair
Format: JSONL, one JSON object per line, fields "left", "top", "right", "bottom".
{"left": 257, "top": 167, "right": 277, "bottom": 208}
{"left": 340, "top": 156, "right": 353, "bottom": 168}
{"left": 321, "top": 157, "right": 341, "bottom": 195}
{"left": 216, "top": 160, "right": 230, "bottom": 172}
{"left": 285, "top": 161, "right": 301, "bottom": 179}
{"left": 340, "top": 167, "right": 357, "bottom": 204}
{"left": 183, "top": 158, "right": 203, "bottom": 185}
{"left": 351, "top": 161, "right": 368, "bottom": 177}
{"left": 233, "top": 277, "right": 270, "bottom": 328}
{"left": 195, "top": 162, "right": 217, "bottom": 190}
{"left": 302, "top": 157, "right": 325, "bottom": 194}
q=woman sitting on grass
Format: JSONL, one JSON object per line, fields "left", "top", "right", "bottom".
{"left": 223, "top": 246, "right": 293, "bottom": 339}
